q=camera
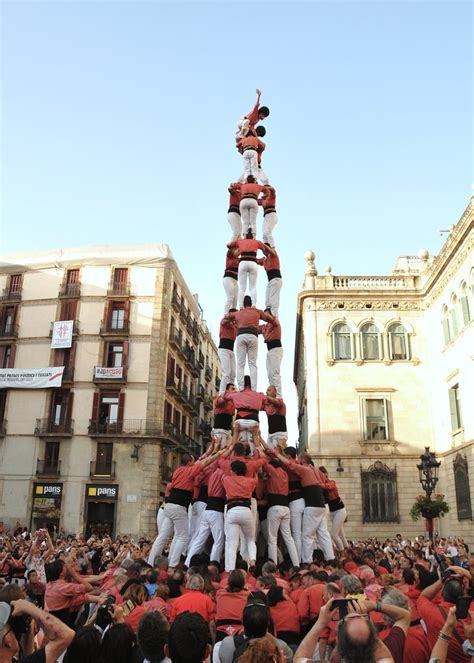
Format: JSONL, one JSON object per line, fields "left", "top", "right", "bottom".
{"left": 434, "top": 553, "right": 454, "bottom": 582}
{"left": 95, "top": 595, "right": 116, "bottom": 629}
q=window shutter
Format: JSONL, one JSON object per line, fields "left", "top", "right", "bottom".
{"left": 68, "top": 341, "right": 77, "bottom": 368}
{"left": 106, "top": 301, "right": 112, "bottom": 325}
{"left": 124, "top": 299, "right": 130, "bottom": 322}
{"left": 92, "top": 392, "right": 100, "bottom": 423}
{"left": 9, "top": 344, "right": 16, "bottom": 368}
{"left": 448, "top": 388, "right": 458, "bottom": 431}
{"left": 461, "top": 297, "right": 470, "bottom": 326}
{"left": 450, "top": 309, "right": 459, "bottom": 337}
{"left": 66, "top": 392, "right": 74, "bottom": 423}
{"left": 117, "top": 393, "right": 125, "bottom": 424}
{"left": 441, "top": 319, "right": 450, "bottom": 345}
{"left": 122, "top": 341, "right": 129, "bottom": 368}
{"left": 383, "top": 399, "right": 389, "bottom": 440}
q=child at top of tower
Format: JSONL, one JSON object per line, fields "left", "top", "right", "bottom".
{"left": 235, "top": 88, "right": 270, "bottom": 142}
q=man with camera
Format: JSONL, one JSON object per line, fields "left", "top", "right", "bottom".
{"left": 0, "top": 598, "right": 74, "bottom": 663}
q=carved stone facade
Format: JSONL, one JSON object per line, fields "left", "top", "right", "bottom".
{"left": 294, "top": 198, "right": 474, "bottom": 543}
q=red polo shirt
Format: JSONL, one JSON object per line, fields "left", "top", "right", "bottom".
{"left": 260, "top": 320, "right": 282, "bottom": 343}
{"left": 170, "top": 590, "right": 216, "bottom": 623}
{"left": 223, "top": 475, "right": 257, "bottom": 500}
{"left": 270, "top": 599, "right": 300, "bottom": 635}
{"left": 220, "top": 318, "right": 237, "bottom": 342}
{"left": 207, "top": 468, "right": 225, "bottom": 498}
{"left": 264, "top": 462, "right": 289, "bottom": 497}
{"left": 297, "top": 582, "right": 325, "bottom": 624}
{"left": 227, "top": 307, "right": 272, "bottom": 331}
{"left": 417, "top": 594, "right": 472, "bottom": 662}
{"left": 171, "top": 463, "right": 204, "bottom": 492}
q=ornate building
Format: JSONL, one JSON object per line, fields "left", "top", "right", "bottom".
{"left": 294, "top": 198, "right": 473, "bottom": 542}
{"left": 0, "top": 244, "right": 220, "bottom": 537}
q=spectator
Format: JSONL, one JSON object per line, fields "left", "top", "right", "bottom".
{"left": 99, "top": 622, "right": 137, "bottom": 663}
{"left": 215, "top": 569, "right": 249, "bottom": 641}
{"left": 122, "top": 583, "right": 148, "bottom": 634}
{"left": 137, "top": 610, "right": 170, "bottom": 663}
{"left": 24, "top": 570, "right": 46, "bottom": 608}
{"left": 169, "top": 574, "right": 216, "bottom": 642}
{"left": 165, "top": 612, "right": 210, "bottom": 663}
{"left": 267, "top": 584, "right": 300, "bottom": 647}
{"left": 44, "top": 559, "right": 98, "bottom": 625}
{"left": 428, "top": 604, "right": 474, "bottom": 663}
{"left": 63, "top": 626, "right": 101, "bottom": 663}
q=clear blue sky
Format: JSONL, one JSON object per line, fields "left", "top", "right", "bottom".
{"left": 1, "top": 1, "right": 472, "bottom": 443}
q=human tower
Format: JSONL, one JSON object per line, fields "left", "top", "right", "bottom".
{"left": 148, "top": 91, "right": 348, "bottom": 572}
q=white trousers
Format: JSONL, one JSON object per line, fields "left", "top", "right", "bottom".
{"left": 240, "top": 149, "right": 258, "bottom": 180}
{"left": 238, "top": 261, "right": 258, "bottom": 309}
{"left": 267, "top": 505, "right": 300, "bottom": 566}
{"left": 330, "top": 507, "right": 348, "bottom": 551}
{"left": 188, "top": 500, "right": 207, "bottom": 547}
{"left": 223, "top": 276, "right": 238, "bottom": 313}
{"left": 238, "top": 497, "right": 258, "bottom": 561}
{"left": 257, "top": 168, "right": 269, "bottom": 185}
{"left": 235, "top": 333, "right": 258, "bottom": 390}
{"left": 218, "top": 348, "right": 236, "bottom": 393}
{"left": 235, "top": 419, "right": 258, "bottom": 452}
{"left": 302, "top": 506, "right": 335, "bottom": 563}
{"left": 148, "top": 505, "right": 170, "bottom": 565}
{"left": 228, "top": 211, "right": 242, "bottom": 241}
{"left": 239, "top": 198, "right": 258, "bottom": 235}
{"left": 262, "top": 211, "right": 278, "bottom": 246}
{"left": 267, "top": 431, "right": 288, "bottom": 449}
{"left": 148, "top": 503, "right": 188, "bottom": 567}
{"left": 225, "top": 506, "right": 256, "bottom": 571}
{"left": 211, "top": 428, "right": 232, "bottom": 449}
{"left": 185, "top": 509, "right": 225, "bottom": 566}
{"left": 266, "top": 346, "right": 283, "bottom": 397}
{"left": 265, "top": 277, "right": 282, "bottom": 318}
{"left": 289, "top": 498, "right": 305, "bottom": 562}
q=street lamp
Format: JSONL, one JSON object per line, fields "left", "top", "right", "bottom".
{"left": 416, "top": 446, "right": 441, "bottom": 541}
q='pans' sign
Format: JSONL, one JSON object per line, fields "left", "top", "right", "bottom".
{"left": 87, "top": 485, "right": 118, "bottom": 500}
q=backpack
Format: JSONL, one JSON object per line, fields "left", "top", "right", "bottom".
{"left": 232, "top": 634, "right": 250, "bottom": 662}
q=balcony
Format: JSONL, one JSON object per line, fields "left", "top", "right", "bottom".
{"left": 61, "top": 366, "right": 75, "bottom": 383}
{"left": 107, "top": 283, "right": 131, "bottom": 297}
{"left": 88, "top": 419, "right": 164, "bottom": 437}
{"left": 93, "top": 366, "right": 127, "bottom": 383}
{"left": 0, "top": 324, "right": 19, "bottom": 339}
{"left": 90, "top": 461, "right": 116, "bottom": 478}
{"left": 166, "top": 373, "right": 181, "bottom": 397}
{"left": 176, "top": 383, "right": 188, "bottom": 404}
{"left": 59, "top": 283, "right": 81, "bottom": 298}
{"left": 171, "top": 291, "right": 181, "bottom": 311}
{"left": 196, "top": 385, "right": 205, "bottom": 402}
{"left": 205, "top": 366, "right": 212, "bottom": 382}
{"left": 1, "top": 287, "right": 22, "bottom": 302}
{"left": 36, "top": 459, "right": 61, "bottom": 478}
{"left": 179, "top": 303, "right": 187, "bottom": 322}
{"left": 169, "top": 329, "right": 183, "bottom": 351}
{"left": 215, "top": 376, "right": 221, "bottom": 391}
{"left": 35, "top": 418, "right": 74, "bottom": 437}
{"left": 49, "top": 321, "right": 80, "bottom": 337}
{"left": 186, "top": 316, "right": 194, "bottom": 335}
{"left": 203, "top": 395, "right": 213, "bottom": 412}
{"left": 0, "top": 420, "right": 6, "bottom": 437}
{"left": 100, "top": 319, "right": 130, "bottom": 336}
{"left": 198, "top": 352, "right": 205, "bottom": 368}
{"left": 163, "top": 423, "right": 199, "bottom": 454}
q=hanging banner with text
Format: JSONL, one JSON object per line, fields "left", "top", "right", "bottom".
{"left": 94, "top": 366, "right": 124, "bottom": 379}
{"left": 51, "top": 320, "right": 73, "bottom": 349}
{"left": 0, "top": 367, "right": 64, "bottom": 389}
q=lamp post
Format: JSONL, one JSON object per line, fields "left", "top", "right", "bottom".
{"left": 416, "top": 446, "right": 441, "bottom": 542}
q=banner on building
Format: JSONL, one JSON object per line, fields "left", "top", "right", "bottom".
{"left": 94, "top": 366, "right": 124, "bottom": 379}
{"left": 0, "top": 367, "right": 64, "bottom": 389}
{"left": 51, "top": 320, "right": 73, "bottom": 349}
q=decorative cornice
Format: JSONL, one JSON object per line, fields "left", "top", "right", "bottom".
{"left": 315, "top": 300, "right": 422, "bottom": 311}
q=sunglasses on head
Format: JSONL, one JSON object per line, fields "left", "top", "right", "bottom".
{"left": 245, "top": 600, "right": 267, "bottom": 609}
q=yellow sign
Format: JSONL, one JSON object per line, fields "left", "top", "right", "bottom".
{"left": 36, "top": 486, "right": 44, "bottom": 494}
{"left": 88, "top": 487, "right": 97, "bottom": 496}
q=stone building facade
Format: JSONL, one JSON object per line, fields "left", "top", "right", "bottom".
{"left": 0, "top": 244, "right": 220, "bottom": 537}
{"left": 294, "top": 198, "right": 473, "bottom": 543}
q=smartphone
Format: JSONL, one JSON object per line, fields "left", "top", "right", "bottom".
{"left": 331, "top": 598, "right": 353, "bottom": 618}
{"left": 456, "top": 596, "right": 471, "bottom": 620}
{"left": 121, "top": 599, "right": 135, "bottom": 617}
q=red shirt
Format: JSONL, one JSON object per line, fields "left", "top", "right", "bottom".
{"left": 380, "top": 626, "right": 406, "bottom": 663}
{"left": 124, "top": 605, "right": 147, "bottom": 634}
{"left": 45, "top": 579, "right": 86, "bottom": 611}
{"left": 285, "top": 462, "right": 325, "bottom": 488}
{"left": 270, "top": 600, "right": 300, "bottom": 635}
{"left": 265, "top": 399, "right": 286, "bottom": 418}
{"left": 223, "top": 475, "right": 257, "bottom": 500}
{"left": 214, "top": 396, "right": 235, "bottom": 417}
{"left": 228, "top": 238, "right": 266, "bottom": 255}
{"left": 207, "top": 468, "right": 225, "bottom": 498}
{"left": 171, "top": 463, "right": 205, "bottom": 492}
{"left": 297, "top": 583, "right": 325, "bottom": 623}
{"left": 260, "top": 320, "right": 282, "bottom": 343}
{"left": 289, "top": 586, "right": 304, "bottom": 605}
{"left": 228, "top": 185, "right": 241, "bottom": 209}
{"left": 264, "top": 462, "right": 289, "bottom": 496}
{"left": 144, "top": 596, "right": 170, "bottom": 619}
{"left": 324, "top": 479, "right": 340, "bottom": 501}
{"left": 170, "top": 590, "right": 216, "bottom": 623}
{"left": 246, "top": 101, "right": 260, "bottom": 127}
{"left": 228, "top": 307, "right": 272, "bottom": 331}
{"left": 403, "top": 624, "right": 430, "bottom": 663}
{"left": 219, "top": 454, "right": 266, "bottom": 477}
{"left": 238, "top": 183, "right": 265, "bottom": 200}
{"left": 222, "top": 387, "right": 267, "bottom": 416}
{"left": 240, "top": 135, "right": 264, "bottom": 154}
{"left": 260, "top": 185, "right": 277, "bottom": 209}
{"left": 220, "top": 318, "right": 237, "bottom": 342}
{"left": 216, "top": 588, "right": 249, "bottom": 624}
{"left": 263, "top": 252, "right": 281, "bottom": 271}
{"left": 417, "top": 595, "right": 472, "bottom": 662}
{"left": 225, "top": 249, "right": 239, "bottom": 272}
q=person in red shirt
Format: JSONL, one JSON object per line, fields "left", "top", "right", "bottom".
{"left": 229, "top": 179, "right": 266, "bottom": 238}
{"left": 227, "top": 182, "right": 242, "bottom": 241}
{"left": 223, "top": 247, "right": 239, "bottom": 313}
{"left": 267, "top": 584, "right": 301, "bottom": 648}
{"left": 218, "top": 314, "right": 237, "bottom": 396}
{"left": 215, "top": 569, "right": 249, "bottom": 641}
{"left": 235, "top": 88, "right": 270, "bottom": 141}
{"left": 169, "top": 573, "right": 216, "bottom": 639}
{"left": 229, "top": 227, "right": 272, "bottom": 309}
{"left": 226, "top": 297, "right": 273, "bottom": 391}
{"left": 258, "top": 246, "right": 282, "bottom": 318}
{"left": 259, "top": 184, "right": 278, "bottom": 246}
{"left": 319, "top": 466, "right": 348, "bottom": 553}
{"left": 147, "top": 443, "right": 228, "bottom": 568}
{"left": 223, "top": 460, "right": 258, "bottom": 572}
{"left": 264, "top": 386, "right": 287, "bottom": 448}
{"left": 238, "top": 132, "right": 265, "bottom": 181}
{"left": 212, "top": 383, "right": 236, "bottom": 448}
{"left": 259, "top": 317, "right": 283, "bottom": 398}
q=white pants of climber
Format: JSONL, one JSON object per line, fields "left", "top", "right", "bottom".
{"left": 185, "top": 510, "right": 224, "bottom": 566}
{"left": 267, "top": 505, "right": 300, "bottom": 566}
{"left": 238, "top": 261, "right": 258, "bottom": 309}
{"left": 188, "top": 500, "right": 206, "bottom": 548}
{"left": 236, "top": 116, "right": 250, "bottom": 140}
{"left": 302, "top": 506, "right": 335, "bottom": 563}
{"left": 330, "top": 507, "right": 348, "bottom": 551}
{"left": 266, "top": 346, "right": 283, "bottom": 398}
{"left": 228, "top": 211, "right": 242, "bottom": 241}
{"left": 218, "top": 348, "right": 236, "bottom": 393}
{"left": 238, "top": 497, "right": 258, "bottom": 561}
{"left": 262, "top": 211, "right": 278, "bottom": 246}
{"left": 235, "top": 333, "right": 258, "bottom": 390}
{"left": 225, "top": 506, "right": 256, "bottom": 571}
{"left": 289, "top": 498, "right": 305, "bottom": 562}
{"left": 265, "top": 277, "right": 283, "bottom": 318}
{"left": 267, "top": 431, "right": 288, "bottom": 449}
{"left": 149, "top": 503, "right": 188, "bottom": 567}
{"left": 235, "top": 419, "right": 258, "bottom": 453}
{"left": 257, "top": 167, "right": 269, "bottom": 186}
{"left": 211, "top": 428, "right": 232, "bottom": 449}
{"left": 223, "top": 276, "right": 238, "bottom": 313}
{"left": 240, "top": 149, "right": 259, "bottom": 181}
{"left": 239, "top": 198, "right": 258, "bottom": 236}
{"left": 148, "top": 505, "right": 170, "bottom": 565}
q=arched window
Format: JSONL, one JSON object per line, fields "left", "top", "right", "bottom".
{"left": 361, "top": 461, "right": 399, "bottom": 523}
{"left": 360, "top": 323, "right": 380, "bottom": 360}
{"left": 453, "top": 454, "right": 472, "bottom": 521}
{"left": 441, "top": 305, "right": 451, "bottom": 346}
{"left": 449, "top": 294, "right": 459, "bottom": 338}
{"left": 332, "top": 323, "right": 353, "bottom": 360}
{"left": 388, "top": 323, "right": 410, "bottom": 360}
{"left": 460, "top": 282, "right": 471, "bottom": 327}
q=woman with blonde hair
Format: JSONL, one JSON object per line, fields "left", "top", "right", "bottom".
{"left": 236, "top": 635, "right": 284, "bottom": 663}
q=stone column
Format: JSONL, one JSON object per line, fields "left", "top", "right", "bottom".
{"left": 302, "top": 252, "right": 321, "bottom": 454}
